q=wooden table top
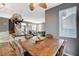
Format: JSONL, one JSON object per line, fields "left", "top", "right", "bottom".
{"left": 20, "top": 38, "right": 64, "bottom": 56}
{"left": 0, "top": 42, "right": 20, "bottom": 56}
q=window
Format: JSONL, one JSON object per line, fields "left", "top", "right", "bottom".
{"left": 59, "top": 6, "right": 77, "bottom": 38}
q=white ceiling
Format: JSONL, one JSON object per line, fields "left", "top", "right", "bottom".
{"left": 0, "top": 3, "right": 62, "bottom": 23}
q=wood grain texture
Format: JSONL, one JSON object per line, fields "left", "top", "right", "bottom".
{"left": 0, "top": 42, "right": 20, "bottom": 56}
{"left": 19, "top": 38, "right": 64, "bottom": 56}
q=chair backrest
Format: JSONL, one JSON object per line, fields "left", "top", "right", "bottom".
{"left": 59, "top": 40, "right": 67, "bottom": 56}
{"left": 45, "top": 34, "right": 53, "bottom": 39}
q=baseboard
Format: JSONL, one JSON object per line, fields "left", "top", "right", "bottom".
{"left": 64, "top": 52, "right": 72, "bottom": 56}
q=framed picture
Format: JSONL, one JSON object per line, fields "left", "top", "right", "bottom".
{"left": 59, "top": 6, "right": 77, "bottom": 38}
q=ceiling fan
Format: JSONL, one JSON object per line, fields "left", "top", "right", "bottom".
{"left": 29, "top": 0, "right": 47, "bottom": 11}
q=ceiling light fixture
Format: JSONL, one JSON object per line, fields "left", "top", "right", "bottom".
{"left": 39, "top": 3, "right": 47, "bottom": 9}
{"left": 39, "top": 0, "right": 47, "bottom": 9}
{"left": 29, "top": 3, "right": 35, "bottom": 11}
{"left": 29, "top": 0, "right": 47, "bottom": 11}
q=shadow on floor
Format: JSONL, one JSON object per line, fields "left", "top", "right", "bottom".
{"left": 24, "top": 51, "right": 32, "bottom": 56}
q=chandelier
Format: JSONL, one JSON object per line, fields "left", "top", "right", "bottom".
{"left": 29, "top": 0, "right": 47, "bottom": 11}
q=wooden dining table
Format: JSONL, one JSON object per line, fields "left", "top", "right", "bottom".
{"left": 19, "top": 38, "right": 64, "bottom": 56}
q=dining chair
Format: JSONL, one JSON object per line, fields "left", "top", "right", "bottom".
{"left": 56, "top": 40, "right": 67, "bottom": 56}
{"left": 45, "top": 34, "right": 53, "bottom": 39}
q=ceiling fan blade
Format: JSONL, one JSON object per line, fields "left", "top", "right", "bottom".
{"left": 39, "top": 3, "right": 47, "bottom": 9}
{"left": 29, "top": 3, "right": 35, "bottom": 11}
